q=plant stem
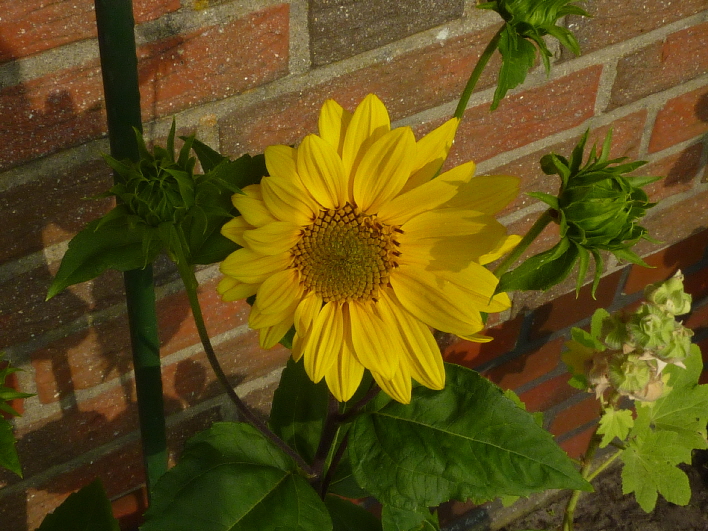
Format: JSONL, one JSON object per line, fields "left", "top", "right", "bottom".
{"left": 493, "top": 209, "right": 554, "bottom": 278}
{"left": 454, "top": 27, "right": 503, "bottom": 120}
{"left": 94, "top": 0, "right": 168, "bottom": 495}
{"left": 562, "top": 428, "right": 603, "bottom": 531}
{"left": 174, "top": 256, "right": 314, "bottom": 476}
{"left": 586, "top": 448, "right": 622, "bottom": 483}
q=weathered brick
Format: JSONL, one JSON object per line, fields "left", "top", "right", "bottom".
{"left": 649, "top": 85, "right": 708, "bottom": 153}
{"left": 518, "top": 373, "right": 580, "bottom": 412}
{"left": 548, "top": 395, "right": 600, "bottom": 437}
{"left": 138, "top": 5, "right": 289, "bottom": 120}
{"left": 0, "top": 0, "right": 180, "bottom": 63}
{"left": 111, "top": 487, "right": 147, "bottom": 531}
{"left": 563, "top": 0, "right": 707, "bottom": 57}
{"left": 446, "top": 66, "right": 602, "bottom": 165}
{"left": 309, "top": 0, "right": 464, "bottom": 66}
{"left": 219, "top": 24, "right": 503, "bottom": 156}
{"left": 558, "top": 424, "right": 596, "bottom": 459}
{"left": 643, "top": 142, "right": 704, "bottom": 202}
{"left": 623, "top": 229, "right": 708, "bottom": 295}
{"left": 0, "top": 159, "right": 114, "bottom": 264}
{"left": 484, "top": 337, "right": 565, "bottom": 390}
{"left": 609, "top": 22, "right": 708, "bottom": 109}
{"left": 486, "top": 111, "right": 646, "bottom": 216}
{"left": 443, "top": 315, "right": 525, "bottom": 370}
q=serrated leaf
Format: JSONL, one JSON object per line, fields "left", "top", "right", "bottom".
{"left": 188, "top": 137, "right": 227, "bottom": 173}
{"left": 620, "top": 430, "right": 692, "bottom": 512}
{"left": 37, "top": 479, "right": 120, "bottom": 531}
{"left": 497, "top": 239, "right": 579, "bottom": 293}
{"left": 492, "top": 25, "right": 537, "bottom": 110}
{"left": 47, "top": 216, "right": 162, "bottom": 299}
{"left": 349, "top": 364, "right": 590, "bottom": 510}
{"left": 143, "top": 422, "right": 332, "bottom": 531}
{"left": 597, "top": 409, "right": 634, "bottom": 448}
{"left": 0, "top": 419, "right": 21, "bottom": 477}
{"left": 325, "top": 496, "right": 382, "bottom": 531}
{"left": 381, "top": 505, "right": 439, "bottom": 531}
{"left": 269, "top": 358, "right": 329, "bottom": 465}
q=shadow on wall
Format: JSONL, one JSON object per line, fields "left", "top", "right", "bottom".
{"left": 0, "top": 33, "right": 240, "bottom": 531}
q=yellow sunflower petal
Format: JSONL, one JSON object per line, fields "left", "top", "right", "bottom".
{"left": 265, "top": 145, "right": 298, "bottom": 180}
{"left": 341, "top": 94, "right": 391, "bottom": 181}
{"left": 479, "top": 234, "right": 522, "bottom": 265}
{"left": 401, "top": 208, "right": 488, "bottom": 240}
{"left": 378, "top": 290, "right": 445, "bottom": 390}
{"left": 319, "top": 99, "right": 353, "bottom": 157}
{"left": 262, "top": 175, "right": 319, "bottom": 226}
{"left": 302, "top": 302, "right": 344, "bottom": 383}
{"left": 325, "top": 318, "right": 365, "bottom": 402}
{"left": 371, "top": 363, "right": 412, "bottom": 404}
{"left": 352, "top": 127, "right": 416, "bottom": 213}
{"left": 220, "top": 249, "right": 291, "bottom": 284}
{"left": 390, "top": 265, "right": 485, "bottom": 337}
{"left": 242, "top": 221, "right": 302, "bottom": 255}
{"left": 220, "top": 216, "right": 252, "bottom": 247}
{"left": 440, "top": 175, "right": 520, "bottom": 215}
{"left": 434, "top": 262, "right": 508, "bottom": 312}
{"left": 231, "top": 185, "right": 277, "bottom": 227}
{"left": 377, "top": 161, "right": 476, "bottom": 226}
{"left": 255, "top": 268, "right": 303, "bottom": 317}
{"left": 348, "top": 300, "right": 399, "bottom": 380}
{"left": 260, "top": 317, "right": 294, "bottom": 349}
{"left": 297, "top": 134, "right": 347, "bottom": 208}
{"left": 217, "top": 277, "right": 259, "bottom": 302}
{"left": 404, "top": 117, "right": 460, "bottom": 191}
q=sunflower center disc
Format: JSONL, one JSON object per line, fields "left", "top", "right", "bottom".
{"left": 291, "top": 203, "right": 398, "bottom": 303}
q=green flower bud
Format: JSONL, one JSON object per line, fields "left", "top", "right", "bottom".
{"left": 645, "top": 271, "right": 692, "bottom": 316}
{"left": 609, "top": 353, "right": 651, "bottom": 395}
{"left": 627, "top": 304, "right": 676, "bottom": 351}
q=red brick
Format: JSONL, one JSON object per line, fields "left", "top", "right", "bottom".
{"left": 111, "top": 487, "right": 147, "bottom": 531}
{"left": 444, "top": 67, "right": 602, "bottom": 165}
{"left": 643, "top": 142, "right": 704, "bottom": 201}
{"left": 219, "top": 24, "right": 504, "bottom": 156}
{"left": 684, "top": 264, "right": 708, "bottom": 303}
{"left": 486, "top": 111, "right": 646, "bottom": 216}
{"left": 549, "top": 396, "right": 601, "bottom": 437}
{"left": 0, "top": 0, "right": 180, "bottom": 63}
{"left": 623, "top": 229, "right": 708, "bottom": 295}
{"left": 558, "top": 424, "right": 596, "bottom": 460}
{"left": 685, "top": 298, "right": 708, "bottom": 331}
{"left": 649, "top": 85, "right": 708, "bottom": 153}
{"left": 0, "top": 363, "right": 25, "bottom": 419}
{"left": 484, "top": 337, "right": 565, "bottom": 390}
{"left": 527, "top": 269, "right": 623, "bottom": 340}
{"left": 562, "top": 0, "right": 707, "bottom": 57}
{"left": 518, "top": 373, "right": 580, "bottom": 412}
{"left": 137, "top": 5, "right": 289, "bottom": 121}
{"left": 609, "top": 22, "right": 708, "bottom": 109}
{"left": 443, "top": 315, "right": 524, "bottom": 369}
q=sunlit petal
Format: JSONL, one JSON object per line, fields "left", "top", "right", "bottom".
{"left": 319, "top": 99, "right": 353, "bottom": 157}
{"left": 341, "top": 94, "right": 390, "bottom": 182}
{"left": 297, "top": 134, "right": 347, "bottom": 208}
{"left": 404, "top": 117, "right": 459, "bottom": 191}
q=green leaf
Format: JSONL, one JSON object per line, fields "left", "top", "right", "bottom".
{"left": 497, "top": 239, "right": 579, "bottom": 293}
{"left": 269, "top": 358, "right": 329, "bottom": 465}
{"left": 187, "top": 137, "right": 227, "bottom": 173}
{"left": 381, "top": 506, "right": 439, "bottom": 531}
{"left": 325, "top": 496, "right": 382, "bottom": 531}
{"left": 36, "top": 479, "right": 120, "bottom": 531}
{"left": 47, "top": 216, "right": 162, "bottom": 299}
{"left": 493, "top": 25, "right": 537, "bottom": 110}
{"left": 0, "top": 419, "right": 21, "bottom": 477}
{"left": 620, "top": 430, "right": 692, "bottom": 512}
{"left": 143, "top": 422, "right": 332, "bottom": 531}
{"left": 597, "top": 409, "right": 634, "bottom": 448}
{"left": 349, "top": 364, "right": 590, "bottom": 510}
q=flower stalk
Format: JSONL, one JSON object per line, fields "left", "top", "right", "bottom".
{"left": 493, "top": 209, "right": 554, "bottom": 278}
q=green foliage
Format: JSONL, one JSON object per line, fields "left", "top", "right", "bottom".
{"left": 270, "top": 358, "right": 330, "bottom": 465}
{"left": 142, "top": 422, "right": 332, "bottom": 531}
{"left": 36, "top": 479, "right": 120, "bottom": 531}
{"left": 478, "top": 0, "right": 588, "bottom": 109}
{"left": 596, "top": 409, "right": 633, "bottom": 448}
{"left": 0, "top": 358, "right": 33, "bottom": 477}
{"left": 500, "top": 130, "right": 660, "bottom": 296}
{"left": 47, "top": 125, "right": 266, "bottom": 299}
{"left": 381, "top": 505, "right": 439, "bottom": 531}
{"left": 325, "top": 496, "right": 383, "bottom": 531}
{"left": 348, "top": 363, "right": 590, "bottom": 511}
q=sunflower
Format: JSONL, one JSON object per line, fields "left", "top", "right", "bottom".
{"left": 218, "top": 94, "right": 519, "bottom": 403}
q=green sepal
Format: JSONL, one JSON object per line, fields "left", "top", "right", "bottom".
{"left": 497, "top": 238, "right": 579, "bottom": 293}
{"left": 348, "top": 363, "right": 590, "bottom": 511}
{"left": 142, "top": 422, "right": 333, "bottom": 531}
{"left": 36, "top": 479, "right": 120, "bottom": 531}
{"left": 381, "top": 505, "right": 439, "bottom": 531}
{"left": 46, "top": 215, "right": 162, "bottom": 300}
{"left": 185, "top": 137, "right": 227, "bottom": 173}
{"left": 492, "top": 24, "right": 536, "bottom": 110}
{"left": 526, "top": 191, "right": 559, "bottom": 209}
{"left": 325, "top": 496, "right": 382, "bottom": 531}
{"left": 269, "top": 358, "right": 329, "bottom": 465}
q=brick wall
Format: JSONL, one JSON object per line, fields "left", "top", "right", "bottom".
{"left": 0, "top": 1, "right": 706, "bottom": 529}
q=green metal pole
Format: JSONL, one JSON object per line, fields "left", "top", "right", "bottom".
{"left": 93, "top": 0, "right": 168, "bottom": 496}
